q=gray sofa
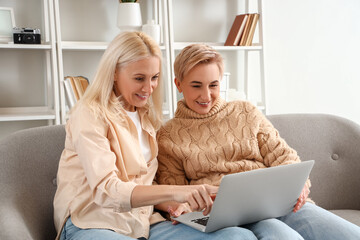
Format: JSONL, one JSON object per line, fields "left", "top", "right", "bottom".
{"left": 0, "top": 114, "right": 359, "bottom": 240}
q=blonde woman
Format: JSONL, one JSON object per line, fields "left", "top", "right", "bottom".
{"left": 156, "top": 43, "right": 360, "bottom": 240}
{"left": 54, "top": 32, "right": 254, "bottom": 240}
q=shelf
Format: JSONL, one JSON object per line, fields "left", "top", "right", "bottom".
{"left": 256, "top": 104, "right": 266, "bottom": 110}
{"left": 172, "top": 42, "right": 262, "bottom": 51}
{"left": 61, "top": 41, "right": 167, "bottom": 51}
{"left": 54, "top": 0, "right": 266, "bottom": 123}
{"left": 0, "top": 107, "right": 56, "bottom": 121}
{"left": 61, "top": 41, "right": 108, "bottom": 51}
{"left": 0, "top": 43, "right": 52, "bottom": 50}
{"left": 166, "top": 0, "right": 266, "bottom": 114}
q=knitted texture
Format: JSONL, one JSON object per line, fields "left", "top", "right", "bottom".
{"left": 156, "top": 98, "right": 301, "bottom": 186}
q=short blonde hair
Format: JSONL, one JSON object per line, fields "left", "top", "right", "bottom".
{"left": 174, "top": 44, "right": 224, "bottom": 81}
{"left": 74, "top": 31, "right": 163, "bottom": 129}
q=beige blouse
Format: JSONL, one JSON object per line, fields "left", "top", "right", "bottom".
{"left": 53, "top": 103, "right": 164, "bottom": 240}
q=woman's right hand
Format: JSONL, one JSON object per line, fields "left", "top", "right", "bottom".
{"left": 171, "top": 184, "right": 218, "bottom": 216}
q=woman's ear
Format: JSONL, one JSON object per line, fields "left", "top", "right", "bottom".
{"left": 174, "top": 78, "right": 182, "bottom": 93}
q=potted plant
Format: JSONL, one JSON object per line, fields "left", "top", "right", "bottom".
{"left": 117, "top": 0, "right": 142, "bottom": 31}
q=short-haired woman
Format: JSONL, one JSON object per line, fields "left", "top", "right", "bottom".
{"left": 156, "top": 43, "right": 360, "bottom": 240}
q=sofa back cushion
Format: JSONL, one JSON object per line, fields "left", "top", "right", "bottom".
{"left": 268, "top": 114, "right": 360, "bottom": 210}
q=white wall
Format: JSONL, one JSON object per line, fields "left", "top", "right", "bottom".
{"left": 172, "top": 0, "right": 360, "bottom": 124}
{"left": 263, "top": 0, "right": 360, "bottom": 124}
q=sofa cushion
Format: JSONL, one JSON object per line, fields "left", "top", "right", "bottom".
{"left": 0, "top": 125, "right": 65, "bottom": 240}
{"left": 330, "top": 210, "right": 360, "bottom": 227}
{"left": 268, "top": 114, "right": 360, "bottom": 211}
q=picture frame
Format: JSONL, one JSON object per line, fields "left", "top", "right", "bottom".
{"left": 0, "top": 7, "right": 16, "bottom": 43}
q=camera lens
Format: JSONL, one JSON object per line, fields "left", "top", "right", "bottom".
{"left": 23, "top": 34, "right": 36, "bottom": 44}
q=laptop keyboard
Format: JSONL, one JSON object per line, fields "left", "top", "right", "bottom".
{"left": 191, "top": 217, "right": 209, "bottom": 226}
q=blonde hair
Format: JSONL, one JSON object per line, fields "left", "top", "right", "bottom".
{"left": 174, "top": 44, "right": 224, "bottom": 82}
{"left": 72, "top": 31, "right": 163, "bottom": 129}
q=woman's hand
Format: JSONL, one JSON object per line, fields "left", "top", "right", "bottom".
{"left": 293, "top": 184, "right": 310, "bottom": 212}
{"left": 167, "top": 202, "right": 192, "bottom": 225}
{"left": 167, "top": 192, "right": 217, "bottom": 225}
{"left": 171, "top": 184, "right": 218, "bottom": 216}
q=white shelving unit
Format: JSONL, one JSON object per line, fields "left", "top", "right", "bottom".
{"left": 53, "top": 0, "right": 173, "bottom": 123}
{"left": 0, "top": 0, "right": 266, "bottom": 138}
{"left": 162, "top": 0, "right": 266, "bottom": 113}
{"left": 0, "top": 0, "right": 60, "bottom": 126}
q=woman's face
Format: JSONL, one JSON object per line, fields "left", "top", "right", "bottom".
{"left": 114, "top": 56, "right": 160, "bottom": 112}
{"left": 175, "top": 63, "right": 220, "bottom": 115}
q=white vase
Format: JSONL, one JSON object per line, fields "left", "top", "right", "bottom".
{"left": 117, "top": 3, "right": 142, "bottom": 31}
{"left": 142, "top": 19, "right": 161, "bottom": 44}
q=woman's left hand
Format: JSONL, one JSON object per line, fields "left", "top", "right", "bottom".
{"left": 168, "top": 203, "right": 192, "bottom": 225}
{"left": 293, "top": 184, "right": 310, "bottom": 212}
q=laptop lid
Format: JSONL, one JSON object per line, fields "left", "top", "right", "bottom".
{"left": 172, "top": 160, "right": 315, "bottom": 232}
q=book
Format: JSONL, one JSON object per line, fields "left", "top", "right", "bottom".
{"left": 63, "top": 78, "right": 76, "bottom": 108}
{"left": 78, "top": 77, "right": 89, "bottom": 93}
{"left": 72, "top": 76, "right": 88, "bottom": 98}
{"left": 68, "top": 77, "right": 79, "bottom": 100}
{"left": 224, "top": 14, "right": 248, "bottom": 46}
{"left": 63, "top": 76, "right": 89, "bottom": 108}
{"left": 239, "top": 13, "right": 254, "bottom": 46}
{"left": 245, "top": 13, "right": 260, "bottom": 46}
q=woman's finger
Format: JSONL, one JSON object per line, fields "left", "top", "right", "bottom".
{"left": 170, "top": 203, "right": 192, "bottom": 225}
{"left": 185, "top": 190, "right": 201, "bottom": 212}
{"left": 202, "top": 192, "right": 214, "bottom": 215}
{"left": 194, "top": 188, "right": 207, "bottom": 210}
{"left": 173, "top": 203, "right": 191, "bottom": 217}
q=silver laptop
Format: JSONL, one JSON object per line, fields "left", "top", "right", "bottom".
{"left": 172, "top": 160, "right": 315, "bottom": 232}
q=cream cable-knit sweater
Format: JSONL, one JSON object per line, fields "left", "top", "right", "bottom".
{"left": 156, "top": 98, "right": 303, "bottom": 186}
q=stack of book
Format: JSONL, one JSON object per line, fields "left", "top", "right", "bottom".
{"left": 63, "top": 76, "right": 89, "bottom": 109}
{"left": 224, "top": 13, "right": 260, "bottom": 46}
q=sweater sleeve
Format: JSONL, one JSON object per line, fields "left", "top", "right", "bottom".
{"left": 251, "top": 107, "right": 301, "bottom": 167}
{"left": 156, "top": 125, "right": 189, "bottom": 185}
{"left": 69, "top": 106, "right": 137, "bottom": 212}
{"left": 253, "top": 107, "right": 313, "bottom": 193}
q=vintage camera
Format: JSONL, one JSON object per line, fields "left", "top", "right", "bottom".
{"left": 13, "top": 27, "right": 41, "bottom": 44}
